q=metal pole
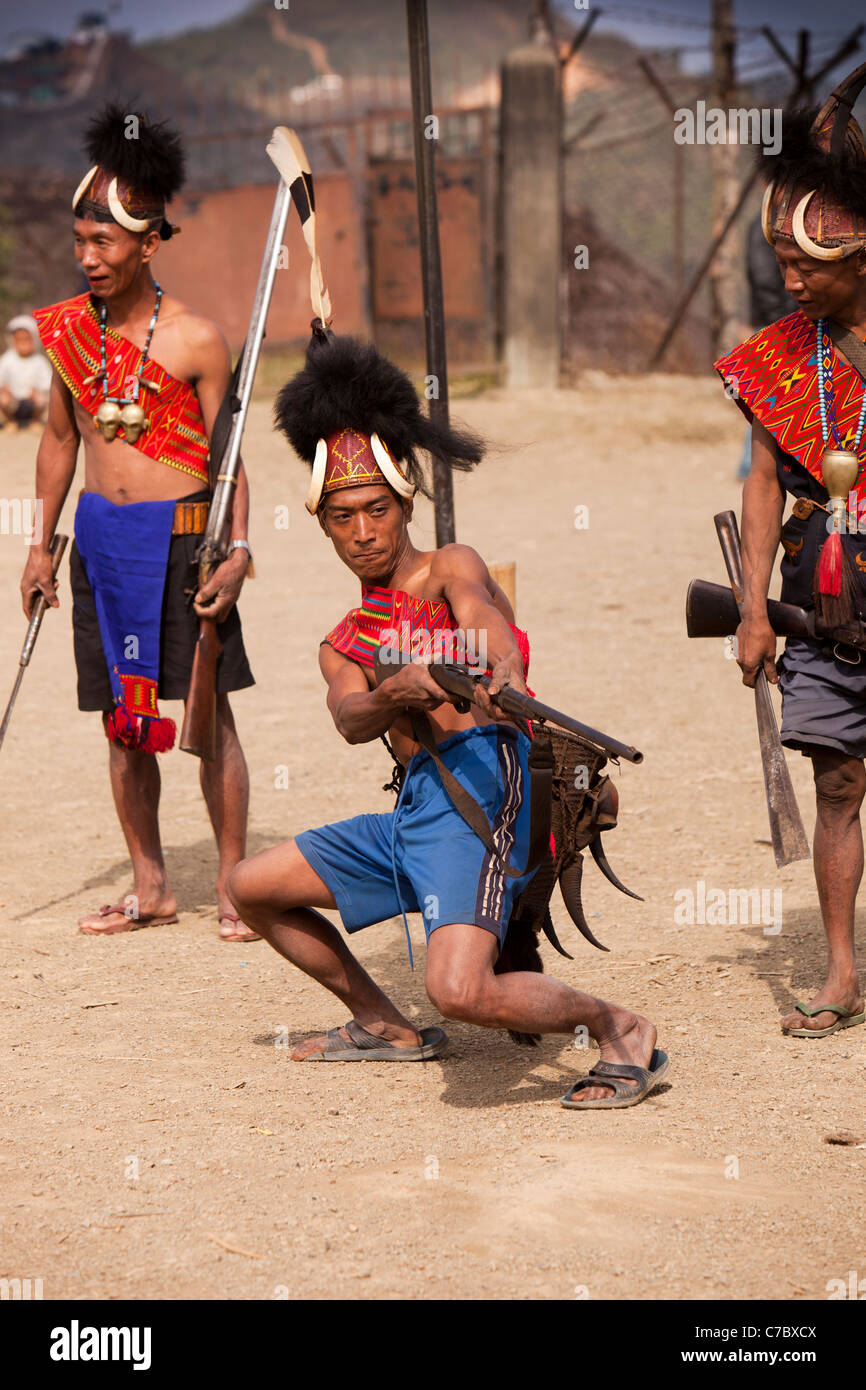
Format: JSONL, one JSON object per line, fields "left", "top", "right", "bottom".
{"left": 208, "top": 179, "right": 292, "bottom": 547}
{"left": 406, "top": 0, "right": 456, "bottom": 546}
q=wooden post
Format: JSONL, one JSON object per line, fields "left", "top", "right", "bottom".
{"left": 500, "top": 22, "right": 562, "bottom": 388}
{"left": 488, "top": 561, "right": 517, "bottom": 617}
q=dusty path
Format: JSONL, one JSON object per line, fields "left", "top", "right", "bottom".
{"left": 1, "top": 378, "right": 863, "bottom": 1300}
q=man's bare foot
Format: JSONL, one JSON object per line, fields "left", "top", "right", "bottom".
{"left": 567, "top": 1012, "right": 658, "bottom": 1103}
{"left": 218, "top": 913, "right": 261, "bottom": 943}
{"left": 291, "top": 1017, "right": 422, "bottom": 1061}
{"left": 78, "top": 891, "right": 178, "bottom": 936}
{"left": 781, "top": 979, "right": 863, "bottom": 1034}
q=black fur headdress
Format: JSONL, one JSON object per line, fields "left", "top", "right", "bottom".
{"left": 74, "top": 102, "right": 185, "bottom": 239}
{"left": 760, "top": 104, "right": 866, "bottom": 222}
{"left": 84, "top": 102, "right": 185, "bottom": 204}
{"left": 273, "top": 331, "right": 484, "bottom": 499}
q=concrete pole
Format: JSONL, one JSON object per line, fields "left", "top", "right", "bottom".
{"left": 709, "top": 0, "right": 743, "bottom": 357}
{"left": 500, "top": 25, "right": 562, "bottom": 389}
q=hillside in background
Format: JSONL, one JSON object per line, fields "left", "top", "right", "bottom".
{"left": 142, "top": 0, "right": 532, "bottom": 98}
{"left": 0, "top": 0, "right": 824, "bottom": 367}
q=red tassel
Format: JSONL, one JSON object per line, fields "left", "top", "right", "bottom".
{"left": 140, "top": 716, "right": 176, "bottom": 754}
{"left": 818, "top": 531, "right": 843, "bottom": 596}
{"left": 105, "top": 708, "right": 176, "bottom": 753}
{"left": 106, "top": 707, "right": 138, "bottom": 747}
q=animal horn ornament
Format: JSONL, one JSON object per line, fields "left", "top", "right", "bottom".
{"left": 589, "top": 832, "right": 643, "bottom": 901}
{"left": 502, "top": 728, "right": 642, "bottom": 960}
{"left": 760, "top": 60, "right": 866, "bottom": 259}
{"left": 792, "top": 191, "right": 859, "bottom": 261}
{"left": 422, "top": 662, "right": 644, "bottom": 957}
{"left": 72, "top": 166, "right": 98, "bottom": 212}
{"left": 107, "top": 178, "right": 152, "bottom": 234}
{"left": 760, "top": 180, "right": 775, "bottom": 245}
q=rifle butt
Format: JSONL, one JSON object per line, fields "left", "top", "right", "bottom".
{"left": 686, "top": 579, "right": 813, "bottom": 641}
{"left": 179, "top": 618, "right": 222, "bottom": 761}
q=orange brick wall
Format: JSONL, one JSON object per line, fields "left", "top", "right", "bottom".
{"left": 158, "top": 174, "right": 368, "bottom": 349}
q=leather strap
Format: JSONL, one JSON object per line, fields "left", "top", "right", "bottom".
{"left": 171, "top": 500, "right": 210, "bottom": 535}
{"left": 827, "top": 319, "right": 866, "bottom": 386}
{"left": 408, "top": 710, "right": 553, "bottom": 880}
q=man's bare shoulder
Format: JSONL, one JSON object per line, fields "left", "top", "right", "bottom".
{"left": 319, "top": 640, "right": 372, "bottom": 688}
{"left": 161, "top": 297, "right": 228, "bottom": 354}
{"left": 430, "top": 542, "right": 489, "bottom": 584}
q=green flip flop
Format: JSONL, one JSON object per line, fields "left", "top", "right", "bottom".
{"left": 783, "top": 1001, "right": 866, "bottom": 1039}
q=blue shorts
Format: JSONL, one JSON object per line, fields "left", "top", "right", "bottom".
{"left": 295, "top": 723, "right": 537, "bottom": 950}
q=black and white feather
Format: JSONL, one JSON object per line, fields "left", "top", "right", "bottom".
{"left": 761, "top": 104, "right": 866, "bottom": 220}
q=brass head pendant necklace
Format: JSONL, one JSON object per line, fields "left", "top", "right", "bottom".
{"left": 94, "top": 282, "right": 162, "bottom": 444}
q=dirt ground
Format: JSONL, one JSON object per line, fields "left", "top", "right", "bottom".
{"left": 1, "top": 375, "right": 863, "bottom": 1303}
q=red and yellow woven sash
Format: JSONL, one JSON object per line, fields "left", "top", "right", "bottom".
{"left": 33, "top": 294, "right": 210, "bottom": 483}
{"left": 324, "top": 584, "right": 531, "bottom": 677}
{"left": 716, "top": 310, "right": 866, "bottom": 500}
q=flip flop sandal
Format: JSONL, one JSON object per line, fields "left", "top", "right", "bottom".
{"left": 305, "top": 1019, "right": 448, "bottom": 1061}
{"left": 783, "top": 1001, "right": 866, "bottom": 1039}
{"left": 560, "top": 1047, "right": 671, "bottom": 1110}
{"left": 78, "top": 903, "right": 179, "bottom": 935}
{"left": 218, "top": 913, "right": 261, "bottom": 943}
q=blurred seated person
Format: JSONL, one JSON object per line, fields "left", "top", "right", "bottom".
{"left": 0, "top": 315, "right": 52, "bottom": 428}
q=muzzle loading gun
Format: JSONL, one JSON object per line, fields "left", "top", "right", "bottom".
{"left": 425, "top": 660, "right": 643, "bottom": 765}
{"left": 685, "top": 511, "right": 810, "bottom": 868}
{"left": 380, "top": 653, "right": 645, "bottom": 956}
{"left": 0, "top": 533, "right": 68, "bottom": 753}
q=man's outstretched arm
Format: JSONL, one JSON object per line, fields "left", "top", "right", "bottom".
{"left": 320, "top": 643, "right": 447, "bottom": 745}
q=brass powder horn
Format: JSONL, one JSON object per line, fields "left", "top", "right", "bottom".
{"left": 822, "top": 449, "right": 860, "bottom": 530}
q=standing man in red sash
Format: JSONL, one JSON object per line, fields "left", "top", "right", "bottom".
{"left": 716, "top": 66, "right": 866, "bottom": 1035}
{"left": 19, "top": 104, "right": 258, "bottom": 942}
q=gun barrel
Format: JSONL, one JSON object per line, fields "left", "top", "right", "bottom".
{"left": 428, "top": 664, "right": 644, "bottom": 764}
{"left": 0, "top": 532, "right": 68, "bottom": 753}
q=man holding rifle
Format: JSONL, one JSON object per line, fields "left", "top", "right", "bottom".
{"left": 19, "top": 104, "right": 258, "bottom": 941}
{"left": 227, "top": 332, "right": 669, "bottom": 1108}
{"left": 715, "top": 67, "right": 866, "bottom": 1036}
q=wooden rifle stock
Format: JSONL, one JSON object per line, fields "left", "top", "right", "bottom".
{"left": 181, "top": 614, "right": 222, "bottom": 762}
{"left": 686, "top": 578, "right": 866, "bottom": 656}
{"left": 686, "top": 579, "right": 815, "bottom": 642}
{"left": 179, "top": 538, "right": 226, "bottom": 760}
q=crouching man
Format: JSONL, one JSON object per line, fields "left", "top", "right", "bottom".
{"left": 228, "top": 333, "right": 669, "bottom": 1109}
